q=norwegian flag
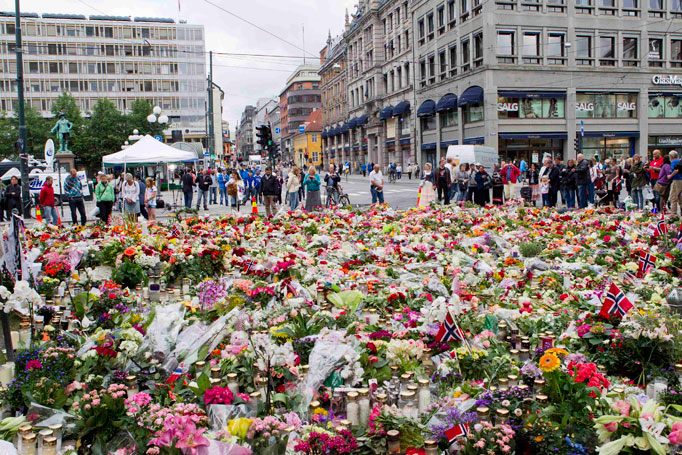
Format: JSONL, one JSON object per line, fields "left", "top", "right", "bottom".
{"left": 170, "top": 225, "right": 182, "bottom": 238}
{"left": 638, "top": 251, "right": 657, "bottom": 277}
{"left": 243, "top": 259, "right": 257, "bottom": 274}
{"left": 445, "top": 423, "right": 470, "bottom": 443}
{"left": 599, "top": 283, "right": 633, "bottom": 318}
{"left": 435, "top": 312, "right": 466, "bottom": 344}
{"left": 623, "top": 271, "right": 637, "bottom": 285}
{"left": 655, "top": 215, "right": 668, "bottom": 237}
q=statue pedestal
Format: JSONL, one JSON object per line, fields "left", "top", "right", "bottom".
{"left": 54, "top": 152, "right": 75, "bottom": 173}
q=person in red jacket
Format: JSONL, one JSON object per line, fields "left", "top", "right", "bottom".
{"left": 39, "top": 176, "right": 58, "bottom": 225}
{"left": 500, "top": 161, "right": 521, "bottom": 201}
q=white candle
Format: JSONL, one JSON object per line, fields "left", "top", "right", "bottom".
{"left": 0, "top": 363, "right": 13, "bottom": 386}
{"left": 10, "top": 331, "right": 19, "bottom": 349}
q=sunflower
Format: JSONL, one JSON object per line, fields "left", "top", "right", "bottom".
{"left": 538, "top": 353, "right": 561, "bottom": 373}
{"left": 545, "top": 347, "right": 569, "bottom": 357}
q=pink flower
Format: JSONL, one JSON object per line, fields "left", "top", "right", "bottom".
{"left": 604, "top": 421, "right": 619, "bottom": 432}
{"left": 669, "top": 422, "right": 682, "bottom": 445}
{"left": 204, "top": 386, "right": 233, "bottom": 405}
{"left": 614, "top": 400, "right": 630, "bottom": 417}
{"left": 25, "top": 360, "right": 43, "bottom": 370}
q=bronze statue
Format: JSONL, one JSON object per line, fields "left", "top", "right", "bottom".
{"left": 50, "top": 113, "right": 73, "bottom": 152}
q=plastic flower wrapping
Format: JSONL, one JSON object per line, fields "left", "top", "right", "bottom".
{"left": 1, "top": 204, "right": 682, "bottom": 455}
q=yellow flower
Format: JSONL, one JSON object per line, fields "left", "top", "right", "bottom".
{"left": 227, "top": 418, "right": 252, "bottom": 440}
{"left": 314, "top": 407, "right": 328, "bottom": 416}
{"left": 538, "top": 353, "right": 561, "bottom": 373}
{"left": 545, "top": 348, "right": 568, "bottom": 357}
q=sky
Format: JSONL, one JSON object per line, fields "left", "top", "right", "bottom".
{"left": 2, "top": 0, "right": 355, "bottom": 131}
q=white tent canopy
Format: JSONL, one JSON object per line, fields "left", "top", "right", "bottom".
{"left": 102, "top": 135, "right": 197, "bottom": 167}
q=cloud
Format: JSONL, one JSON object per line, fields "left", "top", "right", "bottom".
{"left": 11, "top": 0, "right": 355, "bottom": 131}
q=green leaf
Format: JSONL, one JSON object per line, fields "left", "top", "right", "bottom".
{"left": 272, "top": 393, "right": 288, "bottom": 404}
{"left": 72, "top": 292, "right": 92, "bottom": 319}
{"left": 197, "top": 345, "right": 209, "bottom": 362}
{"left": 645, "top": 432, "right": 666, "bottom": 455}
{"left": 197, "top": 373, "right": 210, "bottom": 393}
{"left": 327, "top": 290, "right": 364, "bottom": 312}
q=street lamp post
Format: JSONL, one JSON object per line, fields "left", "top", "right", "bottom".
{"left": 147, "top": 106, "right": 169, "bottom": 140}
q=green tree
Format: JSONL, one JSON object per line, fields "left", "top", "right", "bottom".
{"left": 22, "top": 104, "right": 50, "bottom": 156}
{"left": 78, "top": 98, "right": 126, "bottom": 172}
{"left": 0, "top": 112, "right": 16, "bottom": 159}
{"left": 126, "top": 99, "right": 153, "bottom": 136}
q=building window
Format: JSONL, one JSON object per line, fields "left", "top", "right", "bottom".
{"left": 497, "top": 96, "right": 566, "bottom": 119}
{"left": 437, "top": 6, "right": 445, "bottom": 33}
{"left": 649, "top": 37, "right": 663, "bottom": 67}
{"left": 522, "top": 32, "right": 540, "bottom": 64}
{"left": 497, "top": 31, "right": 515, "bottom": 63}
{"left": 649, "top": 94, "right": 682, "bottom": 118}
{"left": 672, "top": 40, "right": 682, "bottom": 67}
{"left": 623, "top": 0, "right": 640, "bottom": 15}
{"left": 497, "top": 0, "right": 516, "bottom": 10}
{"left": 441, "top": 110, "right": 458, "bottom": 127}
{"left": 473, "top": 33, "right": 483, "bottom": 67}
{"left": 463, "top": 103, "right": 484, "bottom": 123}
{"left": 599, "top": 0, "right": 616, "bottom": 14}
{"left": 449, "top": 46, "right": 457, "bottom": 76}
{"left": 428, "top": 55, "right": 436, "bottom": 83}
{"left": 649, "top": 0, "right": 664, "bottom": 17}
{"left": 623, "top": 37, "right": 639, "bottom": 66}
{"left": 448, "top": 0, "right": 457, "bottom": 24}
{"left": 547, "top": 0, "right": 566, "bottom": 12}
{"left": 427, "top": 13, "right": 434, "bottom": 39}
{"left": 439, "top": 51, "right": 447, "bottom": 79}
{"left": 576, "top": 0, "right": 594, "bottom": 13}
{"left": 673, "top": 0, "right": 682, "bottom": 16}
{"left": 576, "top": 35, "right": 593, "bottom": 65}
{"left": 522, "top": 0, "right": 541, "bottom": 12}
{"left": 461, "top": 39, "right": 470, "bottom": 72}
{"left": 419, "top": 59, "right": 427, "bottom": 87}
{"left": 547, "top": 33, "right": 566, "bottom": 65}
{"left": 420, "top": 116, "right": 436, "bottom": 131}
{"left": 576, "top": 92, "right": 638, "bottom": 118}
{"left": 312, "top": 134, "right": 318, "bottom": 143}
{"left": 460, "top": 0, "right": 470, "bottom": 21}
{"left": 599, "top": 36, "right": 616, "bottom": 66}
{"left": 418, "top": 19, "right": 425, "bottom": 43}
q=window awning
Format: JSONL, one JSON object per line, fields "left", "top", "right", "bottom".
{"left": 583, "top": 131, "right": 640, "bottom": 138}
{"left": 348, "top": 118, "right": 358, "bottom": 129}
{"left": 458, "top": 86, "right": 484, "bottom": 107}
{"left": 338, "top": 124, "right": 349, "bottom": 134}
{"left": 392, "top": 101, "right": 411, "bottom": 117}
{"left": 417, "top": 99, "right": 436, "bottom": 117}
{"left": 498, "top": 90, "right": 567, "bottom": 99}
{"left": 380, "top": 106, "right": 394, "bottom": 120}
{"left": 329, "top": 128, "right": 338, "bottom": 136}
{"left": 440, "top": 140, "right": 459, "bottom": 148}
{"left": 499, "top": 132, "right": 568, "bottom": 140}
{"left": 356, "top": 114, "right": 369, "bottom": 126}
{"left": 321, "top": 131, "right": 328, "bottom": 139}
{"left": 421, "top": 142, "right": 437, "bottom": 151}
{"left": 436, "top": 93, "right": 458, "bottom": 112}
{"left": 463, "top": 136, "right": 484, "bottom": 144}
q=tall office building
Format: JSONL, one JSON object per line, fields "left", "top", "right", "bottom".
{"left": 279, "top": 64, "right": 321, "bottom": 160}
{"left": 0, "top": 11, "right": 207, "bottom": 142}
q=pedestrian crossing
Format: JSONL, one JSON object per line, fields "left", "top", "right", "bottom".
{"left": 347, "top": 189, "right": 405, "bottom": 197}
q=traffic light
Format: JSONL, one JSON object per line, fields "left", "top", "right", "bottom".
{"left": 574, "top": 138, "right": 580, "bottom": 152}
{"left": 256, "top": 125, "right": 272, "bottom": 150}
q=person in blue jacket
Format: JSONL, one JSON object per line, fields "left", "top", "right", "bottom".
{"left": 253, "top": 169, "right": 263, "bottom": 203}
{"left": 217, "top": 168, "right": 228, "bottom": 205}
{"left": 242, "top": 169, "right": 255, "bottom": 205}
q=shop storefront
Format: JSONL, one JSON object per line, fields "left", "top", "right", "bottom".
{"left": 498, "top": 133, "right": 566, "bottom": 163}
{"left": 580, "top": 132, "right": 638, "bottom": 162}
{"left": 576, "top": 92, "right": 638, "bottom": 119}
{"left": 497, "top": 91, "right": 566, "bottom": 119}
{"left": 648, "top": 135, "right": 682, "bottom": 151}
{"left": 648, "top": 92, "right": 682, "bottom": 118}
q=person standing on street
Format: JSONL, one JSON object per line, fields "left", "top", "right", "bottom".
{"left": 64, "top": 169, "right": 86, "bottom": 225}
{"left": 324, "top": 164, "right": 341, "bottom": 205}
{"left": 39, "top": 176, "right": 58, "bottom": 225}
{"left": 668, "top": 151, "right": 682, "bottom": 215}
{"left": 145, "top": 177, "right": 157, "bottom": 223}
{"left": 369, "top": 164, "right": 385, "bottom": 205}
{"left": 182, "top": 167, "right": 195, "bottom": 208}
{"left": 649, "top": 149, "right": 663, "bottom": 210}
{"left": 286, "top": 167, "right": 302, "bottom": 211}
{"left": 436, "top": 159, "right": 451, "bottom": 204}
{"left": 209, "top": 169, "right": 218, "bottom": 205}
{"left": 575, "top": 154, "right": 591, "bottom": 209}
{"left": 218, "top": 169, "right": 228, "bottom": 205}
{"left": 519, "top": 158, "right": 528, "bottom": 181}
{"left": 95, "top": 174, "right": 115, "bottom": 223}
{"left": 474, "top": 164, "right": 491, "bottom": 206}
{"left": 227, "top": 171, "right": 245, "bottom": 211}
{"left": 500, "top": 161, "right": 521, "bottom": 201}
{"left": 122, "top": 173, "right": 140, "bottom": 223}
{"left": 445, "top": 158, "right": 455, "bottom": 202}
{"left": 260, "top": 166, "right": 281, "bottom": 218}
{"left": 543, "top": 160, "right": 561, "bottom": 207}
{"left": 560, "top": 159, "right": 577, "bottom": 209}
{"left": 135, "top": 174, "right": 148, "bottom": 220}
{"left": 302, "top": 166, "right": 322, "bottom": 211}
{"left": 419, "top": 162, "right": 436, "bottom": 207}
{"left": 630, "top": 154, "right": 647, "bottom": 211}
{"left": 196, "top": 169, "right": 211, "bottom": 211}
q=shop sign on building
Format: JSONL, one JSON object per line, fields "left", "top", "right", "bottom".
{"left": 652, "top": 75, "right": 682, "bottom": 86}
{"left": 497, "top": 102, "right": 519, "bottom": 112}
{"left": 617, "top": 102, "right": 636, "bottom": 111}
{"left": 576, "top": 102, "right": 594, "bottom": 112}
{"left": 658, "top": 136, "right": 682, "bottom": 146}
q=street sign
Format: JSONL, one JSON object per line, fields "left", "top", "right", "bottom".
{"left": 44, "top": 139, "right": 55, "bottom": 169}
{"left": 154, "top": 135, "right": 163, "bottom": 142}
{"left": 580, "top": 120, "right": 584, "bottom": 137}
{"left": 275, "top": 127, "right": 281, "bottom": 134}
{"left": 203, "top": 152, "right": 209, "bottom": 158}
{"left": 299, "top": 126, "right": 305, "bottom": 133}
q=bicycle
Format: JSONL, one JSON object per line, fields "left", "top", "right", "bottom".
{"left": 325, "top": 185, "right": 351, "bottom": 208}
{"left": 388, "top": 171, "right": 397, "bottom": 184}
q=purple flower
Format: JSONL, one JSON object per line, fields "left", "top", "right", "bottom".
{"left": 429, "top": 407, "right": 477, "bottom": 441}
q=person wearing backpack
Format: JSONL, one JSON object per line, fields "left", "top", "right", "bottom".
{"left": 95, "top": 174, "right": 115, "bottom": 223}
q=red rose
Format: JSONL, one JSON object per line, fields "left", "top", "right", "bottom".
{"left": 368, "top": 355, "right": 378, "bottom": 363}
{"left": 366, "top": 342, "right": 378, "bottom": 354}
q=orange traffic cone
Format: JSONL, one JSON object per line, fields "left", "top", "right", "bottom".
{"left": 36, "top": 205, "right": 43, "bottom": 222}
{"left": 57, "top": 213, "right": 62, "bottom": 227}
{"left": 251, "top": 196, "right": 258, "bottom": 215}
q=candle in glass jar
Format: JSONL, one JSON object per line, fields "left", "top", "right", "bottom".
{"left": 346, "top": 392, "right": 360, "bottom": 426}
{"left": 21, "top": 432, "right": 36, "bottom": 455}
{"left": 227, "top": 373, "right": 239, "bottom": 394}
{"left": 424, "top": 439, "right": 438, "bottom": 455}
{"left": 358, "top": 388, "right": 370, "bottom": 426}
{"left": 0, "top": 363, "right": 13, "bottom": 386}
{"left": 418, "top": 379, "right": 431, "bottom": 413}
{"left": 15, "top": 424, "right": 32, "bottom": 453}
{"left": 182, "top": 279, "right": 190, "bottom": 295}
{"left": 37, "top": 429, "right": 52, "bottom": 454}
{"left": 387, "top": 430, "right": 400, "bottom": 454}
{"left": 126, "top": 375, "right": 138, "bottom": 398}
{"left": 42, "top": 436, "right": 57, "bottom": 455}
{"left": 47, "top": 424, "right": 62, "bottom": 455}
